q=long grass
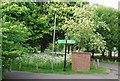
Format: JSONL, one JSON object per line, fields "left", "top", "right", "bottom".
{"left": 11, "top": 53, "right": 110, "bottom": 74}
{"left": 12, "top": 53, "right": 71, "bottom": 70}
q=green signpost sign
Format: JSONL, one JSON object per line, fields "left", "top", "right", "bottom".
{"left": 58, "top": 40, "right": 75, "bottom": 44}
{"left": 58, "top": 40, "right": 66, "bottom": 43}
{"left": 67, "top": 40, "right": 75, "bottom": 44}
{"left": 113, "top": 47, "right": 117, "bottom": 51}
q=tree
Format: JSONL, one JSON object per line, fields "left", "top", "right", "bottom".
{"left": 33, "top": 2, "right": 80, "bottom": 52}
{"left": 2, "top": 2, "right": 32, "bottom": 70}
{"left": 25, "top": 2, "right": 94, "bottom": 52}
{"left": 1, "top": 2, "right": 54, "bottom": 53}
{"left": 62, "top": 4, "right": 107, "bottom": 56}
{"left": 117, "top": 11, "right": 120, "bottom": 58}
{"left": 25, "top": 2, "right": 70, "bottom": 52}
{"left": 96, "top": 5, "right": 119, "bottom": 58}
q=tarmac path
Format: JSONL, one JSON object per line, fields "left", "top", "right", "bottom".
{"left": 5, "top": 63, "right": 119, "bottom": 79}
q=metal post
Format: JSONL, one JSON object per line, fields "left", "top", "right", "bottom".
{"left": 51, "top": 12, "right": 56, "bottom": 71}
{"left": 63, "top": 40, "right": 67, "bottom": 71}
{"left": 114, "top": 51, "right": 115, "bottom": 58}
{"left": 68, "top": 45, "right": 70, "bottom": 54}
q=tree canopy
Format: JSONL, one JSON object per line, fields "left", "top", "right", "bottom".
{"left": 62, "top": 4, "right": 107, "bottom": 52}
{"left": 1, "top": 2, "right": 120, "bottom": 73}
{"left": 96, "top": 5, "right": 119, "bottom": 58}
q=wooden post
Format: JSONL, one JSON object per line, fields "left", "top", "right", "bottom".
{"left": 102, "top": 59, "right": 103, "bottom": 62}
{"left": 8, "top": 59, "right": 12, "bottom": 72}
{"left": 97, "top": 59, "right": 99, "bottom": 68}
{"left": 9, "top": 60, "right": 12, "bottom": 72}
{"left": 115, "top": 60, "right": 117, "bottom": 63}
{"left": 92, "top": 59, "right": 97, "bottom": 69}
{"left": 94, "top": 60, "right": 97, "bottom": 69}
{"left": 36, "top": 64, "right": 38, "bottom": 72}
{"left": 19, "top": 63, "right": 21, "bottom": 71}
{"left": 108, "top": 59, "right": 109, "bottom": 62}
{"left": 92, "top": 59, "right": 95, "bottom": 66}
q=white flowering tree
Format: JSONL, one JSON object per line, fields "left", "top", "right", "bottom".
{"left": 62, "top": 5, "right": 108, "bottom": 57}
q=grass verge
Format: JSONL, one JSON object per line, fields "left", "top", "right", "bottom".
{"left": 11, "top": 64, "right": 110, "bottom": 74}
{"left": 101, "top": 61, "right": 120, "bottom": 65}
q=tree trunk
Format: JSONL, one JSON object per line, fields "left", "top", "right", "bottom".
{"left": 41, "top": 47, "right": 45, "bottom": 53}
{"left": 71, "top": 45, "right": 73, "bottom": 52}
{"left": 109, "top": 50, "right": 112, "bottom": 58}
{"left": 102, "top": 49, "right": 105, "bottom": 58}
{"left": 86, "top": 47, "right": 89, "bottom": 52}
{"left": 91, "top": 49, "right": 95, "bottom": 58}
{"left": 40, "top": 45, "right": 45, "bottom": 53}
{"left": 118, "top": 44, "right": 120, "bottom": 58}
{"left": 118, "top": 48, "right": 120, "bottom": 58}
{"left": 78, "top": 42, "right": 80, "bottom": 52}
{"left": 118, "top": 13, "right": 120, "bottom": 58}
{"left": 102, "top": 51, "right": 105, "bottom": 57}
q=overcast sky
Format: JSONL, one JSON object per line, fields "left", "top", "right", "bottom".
{"left": 88, "top": 0, "right": 119, "bottom": 9}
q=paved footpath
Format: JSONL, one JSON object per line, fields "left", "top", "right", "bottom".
{"left": 5, "top": 63, "right": 119, "bottom": 79}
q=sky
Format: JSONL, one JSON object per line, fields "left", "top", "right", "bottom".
{"left": 88, "top": 0, "right": 119, "bottom": 9}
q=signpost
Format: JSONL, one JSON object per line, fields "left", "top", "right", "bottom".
{"left": 58, "top": 40, "right": 76, "bottom": 44}
{"left": 113, "top": 47, "right": 117, "bottom": 58}
{"left": 58, "top": 39, "right": 76, "bottom": 72}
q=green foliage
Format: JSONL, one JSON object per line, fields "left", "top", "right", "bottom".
{"left": 96, "top": 5, "right": 118, "bottom": 50}
{"left": 2, "top": 2, "right": 32, "bottom": 70}
{"left": 2, "top": 2, "right": 120, "bottom": 77}
{"left": 62, "top": 4, "right": 107, "bottom": 51}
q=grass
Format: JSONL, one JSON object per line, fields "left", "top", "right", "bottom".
{"left": 11, "top": 53, "right": 110, "bottom": 74}
{"left": 11, "top": 63, "right": 110, "bottom": 74}
{"left": 94, "top": 55, "right": 120, "bottom": 65}
{"left": 101, "top": 60, "right": 120, "bottom": 65}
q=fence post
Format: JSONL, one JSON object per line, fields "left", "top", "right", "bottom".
{"left": 19, "top": 63, "right": 21, "bottom": 71}
{"left": 115, "top": 60, "right": 117, "bottom": 63}
{"left": 10, "top": 59, "right": 12, "bottom": 72}
{"left": 8, "top": 59, "right": 12, "bottom": 72}
{"left": 97, "top": 59, "right": 99, "bottom": 68}
{"left": 102, "top": 59, "right": 103, "bottom": 62}
{"left": 92, "top": 59, "right": 97, "bottom": 69}
{"left": 108, "top": 59, "right": 110, "bottom": 63}
{"left": 92, "top": 59, "right": 95, "bottom": 66}
{"left": 36, "top": 64, "right": 38, "bottom": 72}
